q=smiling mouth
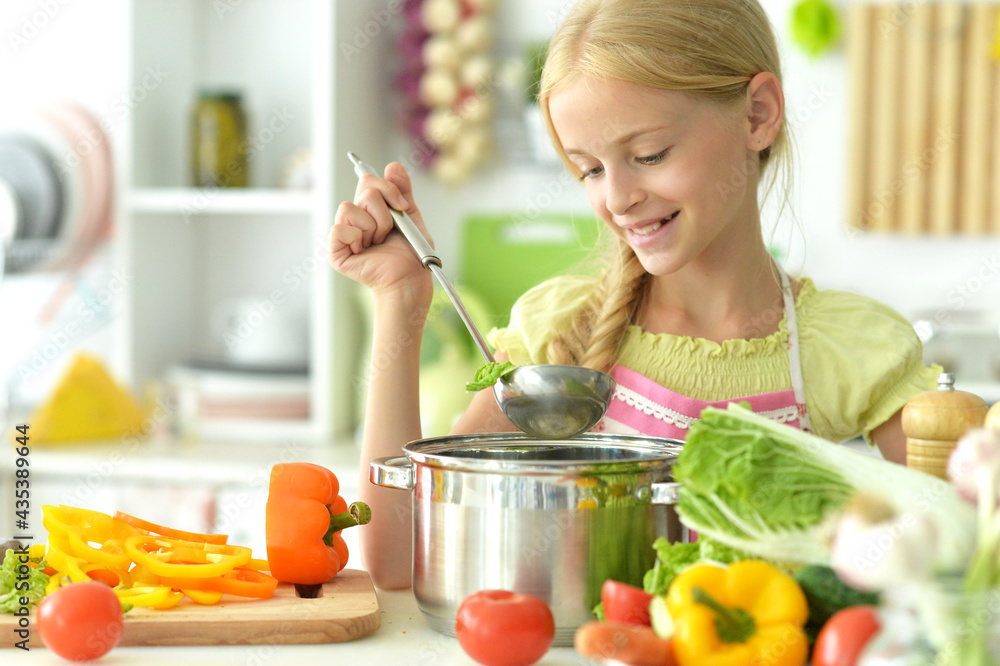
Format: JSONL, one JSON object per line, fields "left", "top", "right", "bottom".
{"left": 631, "top": 211, "right": 679, "bottom": 236}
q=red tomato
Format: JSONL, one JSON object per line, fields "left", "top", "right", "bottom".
{"left": 813, "top": 605, "right": 882, "bottom": 666}
{"left": 601, "top": 579, "right": 653, "bottom": 626}
{"left": 455, "top": 589, "right": 555, "bottom": 666}
{"left": 36, "top": 582, "right": 124, "bottom": 661}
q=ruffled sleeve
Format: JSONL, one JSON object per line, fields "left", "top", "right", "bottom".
{"left": 486, "top": 275, "right": 597, "bottom": 365}
{"left": 798, "top": 283, "right": 940, "bottom": 445}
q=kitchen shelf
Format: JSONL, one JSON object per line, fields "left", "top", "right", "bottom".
{"left": 119, "top": 0, "right": 395, "bottom": 446}
{"left": 126, "top": 188, "right": 315, "bottom": 216}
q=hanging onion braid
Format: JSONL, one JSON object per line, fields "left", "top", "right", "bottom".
{"left": 546, "top": 237, "right": 649, "bottom": 373}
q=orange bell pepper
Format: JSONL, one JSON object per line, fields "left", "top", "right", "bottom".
{"left": 265, "top": 463, "right": 371, "bottom": 587}
{"left": 123, "top": 535, "right": 251, "bottom": 578}
{"left": 113, "top": 511, "right": 228, "bottom": 545}
{"left": 160, "top": 568, "right": 279, "bottom": 599}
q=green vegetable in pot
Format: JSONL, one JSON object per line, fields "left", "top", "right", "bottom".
{"left": 674, "top": 403, "right": 977, "bottom": 572}
{"left": 585, "top": 469, "right": 657, "bottom": 615}
{"left": 466, "top": 361, "right": 517, "bottom": 392}
{"left": 1, "top": 547, "right": 50, "bottom": 614}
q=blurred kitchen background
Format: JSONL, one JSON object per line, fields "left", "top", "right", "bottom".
{"left": 1, "top": 0, "right": 999, "bottom": 552}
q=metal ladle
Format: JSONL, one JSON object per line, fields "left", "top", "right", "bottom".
{"left": 348, "top": 153, "right": 616, "bottom": 439}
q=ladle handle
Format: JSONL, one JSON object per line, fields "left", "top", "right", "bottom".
{"left": 348, "top": 152, "right": 439, "bottom": 268}
{"left": 428, "top": 264, "right": 495, "bottom": 364}
{"left": 347, "top": 152, "right": 495, "bottom": 365}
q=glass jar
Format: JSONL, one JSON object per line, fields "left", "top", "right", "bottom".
{"left": 190, "top": 91, "right": 248, "bottom": 187}
{"left": 859, "top": 576, "right": 1000, "bottom": 666}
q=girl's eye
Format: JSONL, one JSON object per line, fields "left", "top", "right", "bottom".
{"left": 636, "top": 150, "right": 668, "bottom": 165}
{"left": 579, "top": 165, "right": 604, "bottom": 180}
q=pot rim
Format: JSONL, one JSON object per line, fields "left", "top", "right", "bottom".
{"left": 400, "top": 432, "right": 683, "bottom": 475}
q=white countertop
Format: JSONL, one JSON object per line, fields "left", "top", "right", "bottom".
{"left": 2, "top": 586, "right": 596, "bottom": 665}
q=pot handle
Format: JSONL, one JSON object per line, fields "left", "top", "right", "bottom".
{"left": 651, "top": 481, "right": 680, "bottom": 505}
{"left": 369, "top": 456, "right": 415, "bottom": 490}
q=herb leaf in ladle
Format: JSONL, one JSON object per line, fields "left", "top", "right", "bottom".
{"left": 466, "top": 361, "right": 517, "bottom": 392}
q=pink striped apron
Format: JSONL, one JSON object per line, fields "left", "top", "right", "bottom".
{"left": 594, "top": 269, "right": 811, "bottom": 438}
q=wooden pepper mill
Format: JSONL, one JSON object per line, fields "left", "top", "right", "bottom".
{"left": 902, "top": 372, "right": 988, "bottom": 478}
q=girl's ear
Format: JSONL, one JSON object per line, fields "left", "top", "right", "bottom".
{"left": 746, "top": 72, "right": 784, "bottom": 151}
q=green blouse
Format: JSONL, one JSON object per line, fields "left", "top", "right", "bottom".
{"left": 487, "top": 275, "right": 940, "bottom": 445}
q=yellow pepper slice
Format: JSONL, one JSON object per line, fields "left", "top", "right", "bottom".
{"left": 128, "top": 564, "right": 162, "bottom": 586}
{"left": 45, "top": 573, "right": 72, "bottom": 595}
{"left": 246, "top": 557, "right": 270, "bottom": 571}
{"left": 43, "top": 505, "right": 143, "bottom": 543}
{"left": 183, "top": 588, "right": 225, "bottom": 605}
{"left": 45, "top": 533, "right": 91, "bottom": 583}
{"left": 43, "top": 505, "right": 141, "bottom": 570}
{"left": 151, "top": 590, "right": 184, "bottom": 609}
{"left": 666, "top": 560, "right": 809, "bottom": 666}
{"left": 124, "top": 535, "right": 251, "bottom": 578}
{"left": 115, "top": 586, "right": 184, "bottom": 610}
{"left": 65, "top": 531, "right": 131, "bottom": 570}
{"left": 115, "top": 585, "right": 171, "bottom": 607}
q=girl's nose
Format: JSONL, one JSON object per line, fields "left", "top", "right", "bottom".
{"left": 604, "top": 168, "right": 645, "bottom": 216}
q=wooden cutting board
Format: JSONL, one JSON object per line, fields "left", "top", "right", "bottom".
{"left": 1, "top": 569, "right": 381, "bottom": 647}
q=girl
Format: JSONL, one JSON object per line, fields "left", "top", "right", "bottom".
{"left": 330, "top": 0, "right": 939, "bottom": 589}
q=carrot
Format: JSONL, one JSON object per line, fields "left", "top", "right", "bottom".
{"left": 574, "top": 620, "right": 678, "bottom": 666}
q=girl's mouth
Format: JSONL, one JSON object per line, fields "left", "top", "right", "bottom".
{"left": 631, "top": 211, "right": 679, "bottom": 236}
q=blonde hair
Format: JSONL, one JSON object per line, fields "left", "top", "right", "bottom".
{"left": 540, "top": 0, "right": 791, "bottom": 371}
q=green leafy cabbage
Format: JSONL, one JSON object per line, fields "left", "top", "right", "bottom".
{"left": 673, "top": 403, "right": 977, "bottom": 572}
{"left": 0, "top": 548, "right": 49, "bottom": 614}
{"left": 642, "top": 536, "right": 753, "bottom": 596}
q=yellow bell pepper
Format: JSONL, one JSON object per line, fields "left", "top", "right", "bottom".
{"left": 247, "top": 557, "right": 270, "bottom": 572}
{"left": 45, "top": 532, "right": 92, "bottom": 584}
{"left": 182, "top": 588, "right": 225, "bottom": 605}
{"left": 42, "top": 505, "right": 142, "bottom": 571}
{"left": 666, "top": 560, "right": 809, "bottom": 666}
{"left": 123, "top": 535, "right": 251, "bottom": 578}
{"left": 114, "top": 585, "right": 181, "bottom": 609}
{"left": 45, "top": 574, "right": 71, "bottom": 596}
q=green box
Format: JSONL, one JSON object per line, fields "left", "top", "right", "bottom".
{"left": 459, "top": 213, "right": 603, "bottom": 331}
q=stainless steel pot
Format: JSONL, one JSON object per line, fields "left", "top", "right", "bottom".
{"left": 370, "top": 432, "right": 685, "bottom": 646}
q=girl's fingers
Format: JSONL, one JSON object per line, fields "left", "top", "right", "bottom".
{"left": 334, "top": 162, "right": 430, "bottom": 263}
{"left": 382, "top": 162, "right": 432, "bottom": 240}
{"left": 354, "top": 172, "right": 408, "bottom": 212}
{"left": 329, "top": 221, "right": 364, "bottom": 259}
{"left": 332, "top": 202, "right": 378, "bottom": 256}
{"left": 383, "top": 162, "right": 414, "bottom": 207}
{"left": 354, "top": 187, "right": 394, "bottom": 248}
{"left": 354, "top": 173, "right": 408, "bottom": 245}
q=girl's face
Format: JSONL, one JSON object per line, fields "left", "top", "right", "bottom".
{"left": 547, "top": 76, "right": 762, "bottom": 277}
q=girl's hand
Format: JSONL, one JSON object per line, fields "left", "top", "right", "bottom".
{"left": 329, "top": 162, "right": 434, "bottom": 302}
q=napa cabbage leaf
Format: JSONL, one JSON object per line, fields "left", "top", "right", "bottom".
{"left": 673, "top": 403, "right": 976, "bottom": 572}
